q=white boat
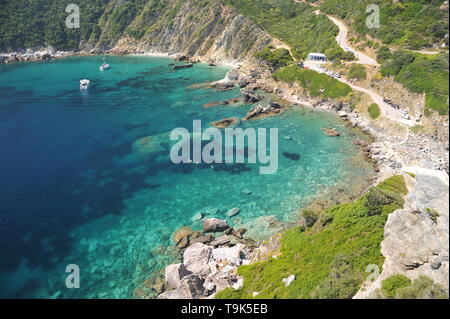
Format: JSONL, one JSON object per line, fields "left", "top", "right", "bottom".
{"left": 80, "top": 79, "right": 90, "bottom": 90}
{"left": 99, "top": 63, "right": 110, "bottom": 71}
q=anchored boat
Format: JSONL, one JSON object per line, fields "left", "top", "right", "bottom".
{"left": 80, "top": 79, "right": 90, "bottom": 90}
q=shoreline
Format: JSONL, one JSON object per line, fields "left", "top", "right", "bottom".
{"left": 0, "top": 48, "right": 243, "bottom": 69}
{"left": 2, "top": 47, "right": 448, "bottom": 299}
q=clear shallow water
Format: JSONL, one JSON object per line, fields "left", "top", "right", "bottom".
{"left": 0, "top": 56, "right": 373, "bottom": 298}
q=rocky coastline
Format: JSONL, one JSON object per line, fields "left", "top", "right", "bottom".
{"left": 149, "top": 56, "right": 448, "bottom": 299}
{"left": 3, "top": 45, "right": 448, "bottom": 299}
{"left": 156, "top": 217, "right": 255, "bottom": 299}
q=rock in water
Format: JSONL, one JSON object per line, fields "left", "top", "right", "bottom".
{"left": 203, "top": 218, "right": 229, "bottom": 232}
{"left": 225, "top": 208, "right": 240, "bottom": 217}
{"left": 173, "top": 226, "right": 193, "bottom": 245}
{"left": 132, "top": 133, "right": 169, "bottom": 159}
{"left": 211, "top": 118, "right": 238, "bottom": 129}
{"left": 322, "top": 128, "right": 341, "bottom": 137}
{"left": 282, "top": 152, "right": 301, "bottom": 161}
{"left": 191, "top": 212, "right": 204, "bottom": 222}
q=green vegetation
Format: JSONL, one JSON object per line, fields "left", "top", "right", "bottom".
{"left": 0, "top": 0, "right": 112, "bottom": 50}
{"left": 368, "top": 103, "right": 380, "bottom": 119}
{"left": 378, "top": 48, "right": 449, "bottom": 115}
{"left": 223, "top": 0, "right": 354, "bottom": 61}
{"left": 253, "top": 46, "right": 293, "bottom": 68}
{"left": 216, "top": 176, "right": 407, "bottom": 299}
{"left": 381, "top": 275, "right": 448, "bottom": 299}
{"left": 406, "top": 172, "right": 416, "bottom": 179}
{"left": 273, "top": 65, "right": 352, "bottom": 98}
{"left": 395, "top": 276, "right": 448, "bottom": 299}
{"left": 347, "top": 64, "right": 367, "bottom": 80}
{"left": 381, "top": 274, "right": 412, "bottom": 299}
{"left": 319, "top": 0, "right": 449, "bottom": 50}
{"left": 426, "top": 208, "right": 440, "bottom": 223}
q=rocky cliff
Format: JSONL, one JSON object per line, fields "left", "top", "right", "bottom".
{"left": 90, "top": 0, "right": 272, "bottom": 63}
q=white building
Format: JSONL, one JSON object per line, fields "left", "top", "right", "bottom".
{"left": 307, "top": 53, "right": 327, "bottom": 62}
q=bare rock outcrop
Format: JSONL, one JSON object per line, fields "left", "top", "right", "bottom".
{"left": 165, "top": 263, "right": 189, "bottom": 290}
{"left": 183, "top": 243, "right": 213, "bottom": 277}
{"left": 355, "top": 168, "right": 449, "bottom": 298}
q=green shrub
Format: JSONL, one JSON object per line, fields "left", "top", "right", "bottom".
{"left": 382, "top": 274, "right": 412, "bottom": 299}
{"left": 215, "top": 287, "right": 244, "bottom": 299}
{"left": 310, "top": 254, "right": 363, "bottom": 299}
{"left": 300, "top": 210, "right": 318, "bottom": 228}
{"left": 368, "top": 103, "right": 380, "bottom": 119}
{"left": 347, "top": 64, "right": 367, "bottom": 80}
{"left": 320, "top": 0, "right": 448, "bottom": 50}
{"left": 379, "top": 49, "right": 449, "bottom": 115}
{"left": 223, "top": 0, "right": 350, "bottom": 61}
{"left": 217, "top": 176, "right": 407, "bottom": 299}
{"left": 396, "top": 276, "right": 448, "bottom": 299}
{"left": 425, "top": 208, "right": 440, "bottom": 223}
{"left": 274, "top": 65, "right": 352, "bottom": 98}
{"left": 253, "top": 47, "right": 293, "bottom": 68}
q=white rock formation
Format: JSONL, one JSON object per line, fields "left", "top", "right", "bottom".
{"left": 355, "top": 168, "right": 449, "bottom": 298}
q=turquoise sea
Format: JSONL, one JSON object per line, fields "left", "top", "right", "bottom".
{"left": 0, "top": 56, "right": 374, "bottom": 298}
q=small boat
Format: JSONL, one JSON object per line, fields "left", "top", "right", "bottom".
{"left": 80, "top": 79, "right": 90, "bottom": 90}
{"left": 99, "top": 63, "right": 110, "bottom": 71}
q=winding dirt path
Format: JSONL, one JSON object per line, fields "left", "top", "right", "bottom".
{"left": 327, "top": 15, "right": 379, "bottom": 66}
{"left": 291, "top": 0, "right": 414, "bottom": 126}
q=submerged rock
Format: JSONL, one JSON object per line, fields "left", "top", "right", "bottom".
{"left": 173, "top": 226, "right": 194, "bottom": 245}
{"left": 211, "top": 118, "right": 238, "bottom": 129}
{"left": 242, "top": 215, "right": 285, "bottom": 241}
{"left": 322, "top": 128, "right": 341, "bottom": 137}
{"left": 191, "top": 212, "right": 204, "bottom": 222}
{"left": 225, "top": 207, "right": 240, "bottom": 218}
{"left": 282, "top": 152, "right": 301, "bottom": 161}
{"left": 132, "top": 133, "right": 169, "bottom": 159}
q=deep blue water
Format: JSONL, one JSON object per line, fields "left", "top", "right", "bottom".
{"left": 0, "top": 56, "right": 373, "bottom": 298}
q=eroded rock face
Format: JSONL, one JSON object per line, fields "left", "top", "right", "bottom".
{"left": 355, "top": 169, "right": 449, "bottom": 298}
{"left": 179, "top": 274, "right": 205, "bottom": 299}
{"left": 183, "top": 243, "right": 213, "bottom": 277}
{"left": 109, "top": 1, "right": 271, "bottom": 63}
{"left": 165, "top": 263, "right": 189, "bottom": 290}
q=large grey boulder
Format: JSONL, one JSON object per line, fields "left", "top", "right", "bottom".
{"left": 183, "top": 243, "right": 213, "bottom": 276}
{"left": 203, "top": 218, "right": 229, "bottom": 233}
{"left": 165, "top": 263, "right": 189, "bottom": 290}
